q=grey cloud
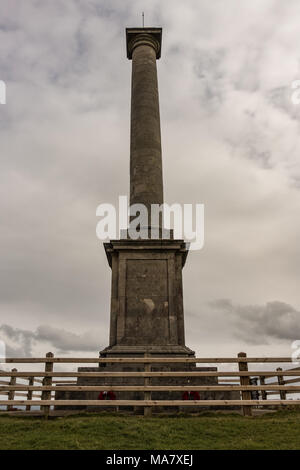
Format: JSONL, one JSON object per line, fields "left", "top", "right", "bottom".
{"left": 0, "top": 324, "right": 34, "bottom": 356}
{"left": 0, "top": 324, "right": 102, "bottom": 356}
{"left": 211, "top": 299, "right": 300, "bottom": 344}
{"left": 193, "top": 49, "right": 226, "bottom": 112}
{"left": 36, "top": 325, "right": 102, "bottom": 353}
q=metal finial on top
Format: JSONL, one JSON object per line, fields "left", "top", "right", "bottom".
{"left": 142, "top": 12, "right": 145, "bottom": 27}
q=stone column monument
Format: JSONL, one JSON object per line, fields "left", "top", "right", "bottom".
{"left": 56, "top": 28, "right": 239, "bottom": 410}
{"left": 101, "top": 28, "right": 194, "bottom": 358}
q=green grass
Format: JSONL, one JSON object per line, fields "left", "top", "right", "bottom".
{"left": 0, "top": 410, "right": 299, "bottom": 450}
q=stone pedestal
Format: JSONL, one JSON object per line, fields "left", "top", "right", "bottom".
{"left": 102, "top": 238, "right": 190, "bottom": 356}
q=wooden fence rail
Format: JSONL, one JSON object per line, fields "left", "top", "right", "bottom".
{"left": 0, "top": 352, "right": 299, "bottom": 418}
{"left": 1, "top": 371, "right": 300, "bottom": 377}
{"left": 1, "top": 399, "right": 298, "bottom": 407}
{"left": 0, "top": 357, "right": 296, "bottom": 363}
{"left": 1, "top": 385, "right": 300, "bottom": 392}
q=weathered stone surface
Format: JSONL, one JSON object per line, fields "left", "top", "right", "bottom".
{"left": 129, "top": 30, "right": 163, "bottom": 220}
{"left": 101, "top": 239, "right": 190, "bottom": 355}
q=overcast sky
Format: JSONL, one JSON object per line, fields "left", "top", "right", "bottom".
{"left": 1, "top": 0, "right": 300, "bottom": 361}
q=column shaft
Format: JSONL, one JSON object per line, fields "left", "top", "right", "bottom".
{"left": 130, "top": 43, "right": 163, "bottom": 220}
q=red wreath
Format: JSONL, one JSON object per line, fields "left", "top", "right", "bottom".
{"left": 98, "top": 391, "right": 116, "bottom": 400}
{"left": 182, "top": 391, "right": 200, "bottom": 400}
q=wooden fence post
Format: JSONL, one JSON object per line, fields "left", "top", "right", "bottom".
{"left": 238, "top": 352, "right": 252, "bottom": 416}
{"left": 7, "top": 368, "right": 17, "bottom": 411}
{"left": 26, "top": 377, "right": 34, "bottom": 411}
{"left": 260, "top": 376, "right": 267, "bottom": 401}
{"left": 41, "top": 352, "right": 54, "bottom": 419}
{"left": 276, "top": 367, "right": 286, "bottom": 402}
{"left": 144, "top": 353, "right": 152, "bottom": 417}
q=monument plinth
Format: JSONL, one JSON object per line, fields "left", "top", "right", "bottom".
{"left": 101, "top": 239, "right": 193, "bottom": 357}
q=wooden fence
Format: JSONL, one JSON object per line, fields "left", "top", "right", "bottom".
{"left": 0, "top": 352, "right": 299, "bottom": 417}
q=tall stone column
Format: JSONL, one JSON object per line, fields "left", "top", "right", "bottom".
{"left": 102, "top": 28, "right": 192, "bottom": 357}
{"left": 127, "top": 29, "right": 163, "bottom": 228}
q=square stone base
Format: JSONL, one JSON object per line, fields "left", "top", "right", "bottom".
{"left": 55, "top": 360, "right": 240, "bottom": 412}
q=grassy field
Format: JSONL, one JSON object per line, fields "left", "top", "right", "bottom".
{"left": 0, "top": 410, "right": 299, "bottom": 450}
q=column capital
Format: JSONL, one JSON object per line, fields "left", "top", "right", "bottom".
{"left": 126, "top": 27, "right": 162, "bottom": 60}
